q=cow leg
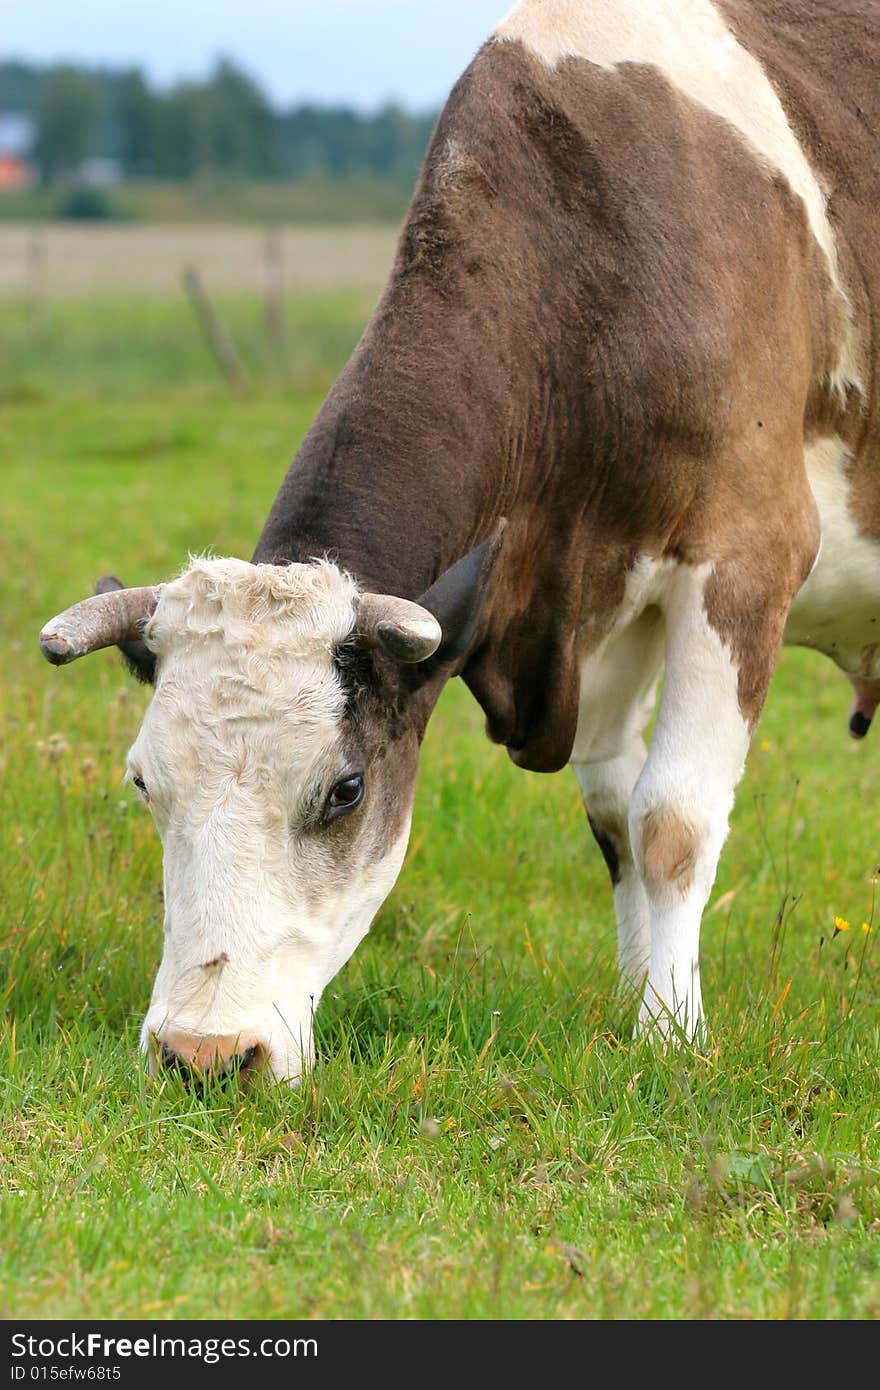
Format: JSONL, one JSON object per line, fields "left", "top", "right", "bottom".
{"left": 571, "top": 606, "right": 666, "bottom": 990}
{"left": 574, "top": 740, "right": 652, "bottom": 988}
{"left": 628, "top": 550, "right": 810, "bottom": 1040}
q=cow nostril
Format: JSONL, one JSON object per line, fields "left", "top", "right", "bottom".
{"left": 160, "top": 1041, "right": 186, "bottom": 1072}
{"left": 151, "top": 1035, "right": 266, "bottom": 1085}
{"left": 232, "top": 1043, "right": 266, "bottom": 1080}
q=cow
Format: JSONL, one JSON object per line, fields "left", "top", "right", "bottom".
{"left": 39, "top": 0, "right": 879, "bottom": 1085}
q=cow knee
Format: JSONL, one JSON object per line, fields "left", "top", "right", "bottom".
{"left": 574, "top": 744, "right": 646, "bottom": 891}
{"left": 633, "top": 805, "right": 704, "bottom": 900}
{"left": 587, "top": 813, "right": 627, "bottom": 888}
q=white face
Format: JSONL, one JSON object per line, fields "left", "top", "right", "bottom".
{"left": 129, "top": 558, "right": 419, "bottom": 1085}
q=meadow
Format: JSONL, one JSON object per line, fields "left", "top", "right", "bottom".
{"left": 1, "top": 250, "right": 879, "bottom": 1319}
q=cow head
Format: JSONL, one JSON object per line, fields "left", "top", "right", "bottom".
{"left": 38, "top": 539, "right": 502, "bottom": 1086}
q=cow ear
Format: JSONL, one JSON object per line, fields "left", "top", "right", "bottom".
{"left": 417, "top": 519, "right": 506, "bottom": 666}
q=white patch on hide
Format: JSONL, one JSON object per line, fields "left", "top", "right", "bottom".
{"left": 786, "top": 437, "right": 880, "bottom": 679}
{"left": 494, "top": 0, "right": 858, "bottom": 396}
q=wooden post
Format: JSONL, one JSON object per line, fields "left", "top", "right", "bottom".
{"left": 263, "top": 226, "right": 287, "bottom": 367}
{"left": 181, "top": 264, "right": 249, "bottom": 393}
{"left": 27, "top": 226, "right": 48, "bottom": 330}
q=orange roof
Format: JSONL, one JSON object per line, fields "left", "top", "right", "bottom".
{"left": 0, "top": 154, "right": 29, "bottom": 190}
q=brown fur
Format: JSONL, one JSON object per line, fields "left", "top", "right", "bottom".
{"left": 587, "top": 813, "right": 625, "bottom": 887}
{"left": 255, "top": 4, "right": 879, "bottom": 754}
{"left": 639, "top": 809, "right": 700, "bottom": 897}
{"left": 718, "top": 1, "right": 880, "bottom": 537}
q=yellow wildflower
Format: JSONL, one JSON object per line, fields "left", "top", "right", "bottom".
{"left": 759, "top": 740, "right": 771, "bottom": 752}
{"left": 861, "top": 922, "right": 874, "bottom": 935}
{"left": 834, "top": 916, "right": 851, "bottom": 933}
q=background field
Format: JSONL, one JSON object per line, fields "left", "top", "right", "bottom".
{"left": 1, "top": 234, "right": 879, "bottom": 1319}
{"left": 0, "top": 222, "right": 397, "bottom": 299}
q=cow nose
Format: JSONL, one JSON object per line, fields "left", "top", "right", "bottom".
{"left": 149, "top": 1030, "right": 265, "bottom": 1081}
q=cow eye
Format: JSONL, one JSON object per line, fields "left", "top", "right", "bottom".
{"left": 326, "top": 774, "right": 364, "bottom": 819}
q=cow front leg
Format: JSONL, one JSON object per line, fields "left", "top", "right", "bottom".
{"left": 574, "top": 739, "right": 651, "bottom": 990}
{"left": 628, "top": 558, "right": 797, "bottom": 1040}
{"left": 571, "top": 605, "right": 666, "bottom": 992}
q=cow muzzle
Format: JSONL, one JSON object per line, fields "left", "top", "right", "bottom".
{"left": 146, "top": 1028, "right": 268, "bottom": 1083}
{"left": 142, "top": 1002, "right": 315, "bottom": 1086}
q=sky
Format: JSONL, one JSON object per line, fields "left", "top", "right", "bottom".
{"left": 3, "top": 1, "right": 511, "bottom": 111}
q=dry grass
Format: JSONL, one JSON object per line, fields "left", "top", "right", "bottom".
{"left": 0, "top": 223, "right": 399, "bottom": 301}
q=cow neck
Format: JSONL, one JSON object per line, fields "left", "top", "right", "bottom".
{"left": 252, "top": 273, "right": 591, "bottom": 773}
{"left": 252, "top": 285, "right": 523, "bottom": 600}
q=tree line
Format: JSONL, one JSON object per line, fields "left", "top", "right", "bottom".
{"left": 0, "top": 59, "right": 438, "bottom": 185}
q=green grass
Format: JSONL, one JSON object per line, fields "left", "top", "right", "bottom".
{"left": 0, "top": 177, "right": 414, "bottom": 226}
{"left": 1, "top": 291, "right": 879, "bottom": 1320}
{"left": 0, "top": 291, "right": 374, "bottom": 398}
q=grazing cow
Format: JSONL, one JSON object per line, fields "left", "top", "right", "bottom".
{"left": 40, "top": 1, "right": 879, "bottom": 1084}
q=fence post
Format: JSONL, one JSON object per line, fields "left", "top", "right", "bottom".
{"left": 27, "top": 226, "right": 48, "bottom": 330}
{"left": 263, "top": 226, "right": 287, "bottom": 368}
{"left": 182, "top": 264, "right": 250, "bottom": 393}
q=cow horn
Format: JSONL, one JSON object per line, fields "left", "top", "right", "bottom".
{"left": 355, "top": 592, "right": 442, "bottom": 663}
{"left": 39, "top": 584, "right": 160, "bottom": 666}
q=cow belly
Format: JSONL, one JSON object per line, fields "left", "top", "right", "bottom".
{"left": 784, "top": 436, "right": 880, "bottom": 681}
